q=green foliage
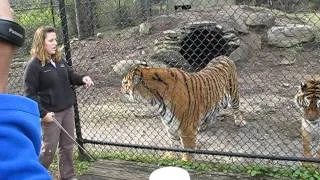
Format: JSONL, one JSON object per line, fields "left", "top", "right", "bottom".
{"left": 13, "top": 5, "right": 61, "bottom": 56}
{"left": 287, "top": 44, "right": 304, "bottom": 52}
{"left": 244, "top": 164, "right": 320, "bottom": 179}
{"left": 49, "top": 151, "right": 93, "bottom": 176}
{"left": 15, "top": 8, "right": 60, "bottom": 29}
{"left": 74, "top": 158, "right": 92, "bottom": 175}
{"left": 291, "top": 167, "right": 320, "bottom": 180}
{"left": 89, "top": 150, "right": 320, "bottom": 179}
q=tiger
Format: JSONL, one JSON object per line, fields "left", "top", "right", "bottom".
{"left": 295, "top": 76, "right": 320, "bottom": 159}
{"left": 121, "top": 56, "right": 247, "bottom": 161}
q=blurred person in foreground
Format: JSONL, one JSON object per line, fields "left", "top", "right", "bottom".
{"left": 0, "top": 0, "right": 51, "bottom": 179}
{"left": 23, "top": 25, "right": 94, "bottom": 180}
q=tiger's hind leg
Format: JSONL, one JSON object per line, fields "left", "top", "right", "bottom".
{"left": 198, "top": 106, "right": 220, "bottom": 132}
{"left": 231, "top": 92, "right": 246, "bottom": 127}
{"left": 180, "top": 128, "right": 197, "bottom": 161}
{"left": 316, "top": 144, "right": 320, "bottom": 165}
{"left": 315, "top": 129, "right": 320, "bottom": 158}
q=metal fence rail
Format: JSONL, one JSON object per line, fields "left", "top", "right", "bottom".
{"left": 9, "top": 0, "right": 320, "bottom": 178}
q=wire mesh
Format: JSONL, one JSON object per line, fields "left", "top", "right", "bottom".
{"left": 8, "top": 0, "right": 320, "bottom": 178}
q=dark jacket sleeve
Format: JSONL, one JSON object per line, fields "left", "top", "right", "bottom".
{"left": 63, "top": 60, "right": 85, "bottom": 86}
{"left": 23, "top": 60, "right": 48, "bottom": 118}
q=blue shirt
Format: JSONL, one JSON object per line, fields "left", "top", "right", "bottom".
{"left": 0, "top": 94, "right": 51, "bottom": 179}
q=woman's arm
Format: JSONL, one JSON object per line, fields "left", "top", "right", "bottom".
{"left": 64, "top": 60, "right": 94, "bottom": 87}
{"left": 23, "top": 61, "right": 48, "bottom": 118}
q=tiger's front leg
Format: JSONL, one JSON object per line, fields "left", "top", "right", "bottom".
{"left": 231, "top": 97, "right": 246, "bottom": 127}
{"left": 233, "top": 110, "right": 246, "bottom": 127}
{"left": 180, "top": 128, "right": 197, "bottom": 161}
{"left": 301, "top": 126, "right": 316, "bottom": 168}
{"left": 315, "top": 133, "right": 320, "bottom": 159}
{"left": 163, "top": 130, "right": 180, "bottom": 159}
{"left": 301, "top": 127, "right": 312, "bottom": 158}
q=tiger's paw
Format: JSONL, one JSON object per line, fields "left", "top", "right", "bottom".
{"left": 198, "top": 124, "right": 208, "bottom": 132}
{"left": 302, "top": 162, "right": 319, "bottom": 169}
{"left": 235, "top": 119, "right": 247, "bottom": 127}
{"left": 163, "top": 151, "right": 175, "bottom": 160}
{"left": 316, "top": 150, "right": 320, "bottom": 159}
{"left": 182, "top": 153, "right": 191, "bottom": 162}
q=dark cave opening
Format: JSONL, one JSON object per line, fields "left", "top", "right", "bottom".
{"left": 179, "top": 27, "right": 237, "bottom": 71}
{"left": 174, "top": 5, "right": 192, "bottom": 11}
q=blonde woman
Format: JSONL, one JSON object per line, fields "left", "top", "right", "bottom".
{"left": 23, "top": 26, "right": 93, "bottom": 180}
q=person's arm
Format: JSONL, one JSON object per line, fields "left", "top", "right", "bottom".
{"left": 65, "top": 60, "right": 84, "bottom": 85}
{"left": 23, "top": 61, "right": 49, "bottom": 118}
{"left": 64, "top": 60, "right": 94, "bottom": 87}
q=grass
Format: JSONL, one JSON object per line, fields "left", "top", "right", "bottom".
{"left": 49, "top": 152, "right": 93, "bottom": 177}
{"left": 63, "top": 149, "right": 320, "bottom": 179}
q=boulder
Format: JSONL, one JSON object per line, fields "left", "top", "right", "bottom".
{"left": 267, "top": 24, "right": 314, "bottom": 47}
{"left": 246, "top": 11, "right": 275, "bottom": 27}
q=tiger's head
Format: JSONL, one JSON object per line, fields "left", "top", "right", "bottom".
{"left": 295, "top": 77, "right": 320, "bottom": 121}
{"left": 121, "top": 65, "right": 178, "bottom": 104}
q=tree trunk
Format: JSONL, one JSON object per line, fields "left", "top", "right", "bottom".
{"left": 65, "top": 0, "right": 78, "bottom": 36}
{"left": 134, "top": 0, "right": 151, "bottom": 22}
{"left": 74, "top": 0, "right": 94, "bottom": 40}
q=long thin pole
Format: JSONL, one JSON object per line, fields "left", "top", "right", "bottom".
{"left": 53, "top": 118, "right": 95, "bottom": 161}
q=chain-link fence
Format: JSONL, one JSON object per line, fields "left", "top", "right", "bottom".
{"left": 9, "top": 0, "right": 320, "bottom": 178}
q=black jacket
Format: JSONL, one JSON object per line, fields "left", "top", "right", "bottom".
{"left": 23, "top": 58, "right": 84, "bottom": 118}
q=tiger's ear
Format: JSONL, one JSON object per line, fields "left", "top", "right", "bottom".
{"left": 300, "top": 82, "right": 307, "bottom": 91}
{"left": 133, "top": 74, "right": 142, "bottom": 85}
{"left": 132, "top": 67, "right": 143, "bottom": 85}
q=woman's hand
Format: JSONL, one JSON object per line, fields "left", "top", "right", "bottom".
{"left": 82, "top": 76, "right": 94, "bottom": 88}
{"left": 41, "top": 112, "right": 55, "bottom": 124}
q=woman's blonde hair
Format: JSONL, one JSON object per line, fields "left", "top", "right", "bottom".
{"left": 30, "top": 26, "right": 61, "bottom": 66}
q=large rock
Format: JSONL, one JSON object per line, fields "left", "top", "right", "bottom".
{"left": 150, "top": 49, "right": 193, "bottom": 71}
{"left": 139, "top": 22, "right": 151, "bottom": 35}
{"left": 267, "top": 24, "right": 314, "bottom": 47}
{"left": 246, "top": 11, "right": 275, "bottom": 27}
{"left": 229, "top": 41, "right": 251, "bottom": 62}
{"left": 113, "top": 60, "right": 147, "bottom": 77}
{"left": 149, "top": 15, "right": 181, "bottom": 32}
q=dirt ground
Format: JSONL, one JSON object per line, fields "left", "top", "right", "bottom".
{"left": 67, "top": 9, "right": 320, "bottom": 166}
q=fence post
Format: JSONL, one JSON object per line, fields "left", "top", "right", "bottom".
{"left": 57, "top": 0, "right": 87, "bottom": 159}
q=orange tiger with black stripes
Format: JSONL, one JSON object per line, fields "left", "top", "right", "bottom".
{"left": 121, "top": 56, "right": 247, "bottom": 161}
{"left": 295, "top": 76, "right": 320, "bottom": 159}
